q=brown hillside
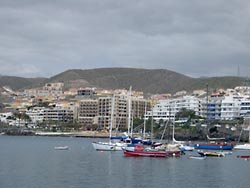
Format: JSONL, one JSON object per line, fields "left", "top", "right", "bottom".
{"left": 48, "top": 68, "right": 246, "bottom": 94}
{"left": 0, "top": 68, "right": 247, "bottom": 95}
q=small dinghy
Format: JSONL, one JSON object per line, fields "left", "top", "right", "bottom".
{"left": 54, "top": 146, "right": 69, "bottom": 150}
{"left": 188, "top": 156, "right": 206, "bottom": 160}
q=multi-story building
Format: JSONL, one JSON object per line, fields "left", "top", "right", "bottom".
{"left": 207, "top": 94, "right": 224, "bottom": 121}
{"left": 240, "top": 97, "right": 250, "bottom": 116}
{"left": 76, "top": 88, "right": 97, "bottom": 99}
{"left": 0, "top": 112, "right": 13, "bottom": 124}
{"left": 220, "top": 96, "right": 241, "bottom": 120}
{"left": 98, "top": 96, "right": 115, "bottom": 129}
{"left": 26, "top": 107, "right": 45, "bottom": 123}
{"left": 78, "top": 99, "right": 98, "bottom": 128}
{"left": 97, "top": 94, "right": 151, "bottom": 130}
{"left": 37, "top": 82, "right": 64, "bottom": 98}
{"left": 43, "top": 108, "right": 74, "bottom": 123}
{"left": 131, "top": 99, "right": 151, "bottom": 119}
{"left": 147, "top": 96, "right": 200, "bottom": 122}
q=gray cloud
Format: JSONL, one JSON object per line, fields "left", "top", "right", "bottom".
{"left": 0, "top": 0, "right": 249, "bottom": 78}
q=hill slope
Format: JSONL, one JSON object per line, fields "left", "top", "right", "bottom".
{"left": 0, "top": 76, "right": 47, "bottom": 90}
{"left": 48, "top": 68, "right": 246, "bottom": 94}
{"left": 0, "top": 68, "right": 247, "bottom": 95}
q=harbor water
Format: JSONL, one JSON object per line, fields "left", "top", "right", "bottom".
{"left": 0, "top": 136, "right": 249, "bottom": 188}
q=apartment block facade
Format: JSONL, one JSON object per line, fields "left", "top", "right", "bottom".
{"left": 78, "top": 99, "right": 98, "bottom": 128}
{"left": 149, "top": 94, "right": 250, "bottom": 122}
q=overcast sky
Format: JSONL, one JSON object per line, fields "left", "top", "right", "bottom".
{"left": 0, "top": 0, "right": 249, "bottom": 78}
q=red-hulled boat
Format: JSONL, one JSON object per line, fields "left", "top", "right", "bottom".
{"left": 123, "top": 144, "right": 168, "bottom": 157}
{"left": 237, "top": 155, "right": 250, "bottom": 159}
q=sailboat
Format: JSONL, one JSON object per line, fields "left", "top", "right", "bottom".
{"left": 92, "top": 96, "right": 126, "bottom": 151}
{"left": 148, "top": 108, "right": 182, "bottom": 157}
{"left": 123, "top": 110, "right": 169, "bottom": 157}
{"left": 234, "top": 117, "right": 250, "bottom": 150}
{"left": 161, "top": 105, "right": 193, "bottom": 152}
{"left": 166, "top": 115, "right": 186, "bottom": 155}
{"left": 126, "top": 86, "right": 151, "bottom": 145}
{"left": 123, "top": 144, "right": 168, "bottom": 157}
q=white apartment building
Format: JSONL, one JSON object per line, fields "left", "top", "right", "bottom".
{"left": 0, "top": 112, "right": 13, "bottom": 123}
{"left": 26, "top": 107, "right": 45, "bottom": 123}
{"left": 240, "top": 98, "right": 250, "bottom": 116}
{"left": 146, "top": 96, "right": 200, "bottom": 122}
{"left": 146, "top": 94, "right": 250, "bottom": 122}
{"left": 200, "top": 94, "right": 224, "bottom": 121}
{"left": 220, "top": 96, "right": 241, "bottom": 120}
{"left": 219, "top": 94, "right": 250, "bottom": 120}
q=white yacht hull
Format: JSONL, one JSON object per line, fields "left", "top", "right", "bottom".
{"left": 92, "top": 142, "right": 124, "bottom": 151}
{"left": 234, "top": 143, "right": 250, "bottom": 150}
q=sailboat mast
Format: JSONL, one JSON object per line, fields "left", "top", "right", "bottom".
{"left": 248, "top": 117, "right": 250, "bottom": 143}
{"left": 143, "top": 101, "right": 147, "bottom": 139}
{"left": 172, "top": 116, "right": 175, "bottom": 142}
{"left": 151, "top": 109, "right": 154, "bottom": 141}
{"left": 206, "top": 83, "right": 209, "bottom": 140}
{"left": 248, "top": 126, "right": 250, "bottom": 143}
{"left": 127, "top": 86, "right": 132, "bottom": 136}
{"left": 110, "top": 95, "right": 115, "bottom": 139}
{"left": 172, "top": 102, "right": 176, "bottom": 142}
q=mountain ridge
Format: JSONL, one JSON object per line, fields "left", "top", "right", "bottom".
{"left": 0, "top": 68, "right": 247, "bottom": 95}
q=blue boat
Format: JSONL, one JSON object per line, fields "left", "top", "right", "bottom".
{"left": 130, "top": 137, "right": 152, "bottom": 145}
{"left": 194, "top": 142, "right": 234, "bottom": 150}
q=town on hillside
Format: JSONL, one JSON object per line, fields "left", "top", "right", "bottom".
{"left": 0, "top": 82, "right": 250, "bottom": 141}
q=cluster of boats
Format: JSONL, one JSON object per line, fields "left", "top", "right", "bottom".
{"left": 92, "top": 90, "right": 250, "bottom": 159}
{"left": 92, "top": 136, "right": 250, "bottom": 159}
{"left": 92, "top": 140, "right": 183, "bottom": 157}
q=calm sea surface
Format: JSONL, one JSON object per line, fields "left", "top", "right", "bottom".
{"left": 0, "top": 135, "right": 250, "bottom": 188}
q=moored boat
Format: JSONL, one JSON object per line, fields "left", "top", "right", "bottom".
{"left": 237, "top": 155, "right": 250, "bottom": 159}
{"left": 92, "top": 141, "right": 125, "bottom": 151}
{"left": 194, "top": 142, "right": 234, "bottom": 150}
{"left": 54, "top": 146, "right": 69, "bottom": 150}
{"left": 166, "top": 150, "right": 182, "bottom": 157}
{"left": 92, "top": 96, "right": 126, "bottom": 151}
{"left": 217, "top": 151, "right": 232, "bottom": 155}
{"left": 188, "top": 156, "right": 206, "bottom": 160}
{"left": 153, "top": 143, "right": 182, "bottom": 157}
{"left": 179, "top": 144, "right": 195, "bottom": 151}
{"left": 123, "top": 144, "right": 168, "bottom": 157}
{"left": 198, "top": 150, "right": 225, "bottom": 157}
{"left": 234, "top": 143, "right": 250, "bottom": 150}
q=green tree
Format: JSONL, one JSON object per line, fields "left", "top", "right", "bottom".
{"left": 175, "top": 108, "right": 195, "bottom": 119}
{"left": 13, "top": 112, "right": 31, "bottom": 126}
{"left": 133, "top": 117, "right": 144, "bottom": 128}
